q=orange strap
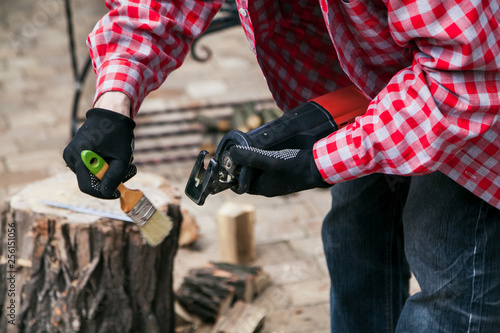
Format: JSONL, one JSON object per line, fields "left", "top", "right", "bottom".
{"left": 310, "top": 85, "right": 370, "bottom": 128}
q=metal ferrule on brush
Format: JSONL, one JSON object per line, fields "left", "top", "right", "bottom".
{"left": 127, "top": 196, "right": 156, "bottom": 227}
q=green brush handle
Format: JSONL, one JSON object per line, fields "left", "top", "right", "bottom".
{"left": 81, "top": 150, "right": 142, "bottom": 212}
{"left": 81, "top": 150, "right": 108, "bottom": 180}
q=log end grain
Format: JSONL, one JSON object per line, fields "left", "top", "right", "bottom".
{"left": 9, "top": 171, "right": 176, "bottom": 224}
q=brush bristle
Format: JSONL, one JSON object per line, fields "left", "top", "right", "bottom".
{"left": 139, "top": 210, "right": 173, "bottom": 246}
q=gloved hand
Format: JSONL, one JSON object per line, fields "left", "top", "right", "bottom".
{"left": 229, "top": 145, "right": 331, "bottom": 197}
{"left": 62, "top": 108, "right": 136, "bottom": 199}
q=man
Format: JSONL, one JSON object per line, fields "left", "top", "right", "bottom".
{"left": 63, "top": 0, "right": 500, "bottom": 331}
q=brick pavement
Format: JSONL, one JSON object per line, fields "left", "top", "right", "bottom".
{"left": 1, "top": 1, "right": 419, "bottom": 332}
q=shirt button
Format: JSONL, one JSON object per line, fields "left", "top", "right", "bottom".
{"left": 239, "top": 8, "right": 248, "bottom": 18}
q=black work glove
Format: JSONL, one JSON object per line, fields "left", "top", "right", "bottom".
{"left": 62, "top": 108, "right": 136, "bottom": 199}
{"left": 229, "top": 145, "right": 331, "bottom": 197}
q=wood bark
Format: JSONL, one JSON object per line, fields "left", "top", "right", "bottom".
{"left": 0, "top": 172, "right": 183, "bottom": 333}
{"left": 176, "top": 262, "right": 270, "bottom": 323}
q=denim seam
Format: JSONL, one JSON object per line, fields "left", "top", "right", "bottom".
{"left": 467, "top": 200, "right": 485, "bottom": 333}
{"left": 385, "top": 225, "right": 394, "bottom": 333}
{"left": 385, "top": 183, "right": 406, "bottom": 333}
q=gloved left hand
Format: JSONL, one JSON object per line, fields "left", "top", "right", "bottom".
{"left": 229, "top": 145, "right": 331, "bottom": 197}
{"left": 62, "top": 108, "right": 136, "bottom": 199}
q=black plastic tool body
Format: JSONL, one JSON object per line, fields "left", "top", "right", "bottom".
{"left": 245, "top": 101, "right": 338, "bottom": 150}
{"left": 185, "top": 101, "right": 338, "bottom": 205}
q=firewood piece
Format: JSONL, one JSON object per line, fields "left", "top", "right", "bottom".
{"left": 217, "top": 202, "right": 256, "bottom": 264}
{"left": 209, "top": 262, "right": 270, "bottom": 300}
{"left": 260, "top": 107, "right": 281, "bottom": 124}
{"left": 192, "top": 266, "right": 252, "bottom": 303}
{"left": 174, "top": 301, "right": 195, "bottom": 326}
{"left": 210, "top": 262, "right": 262, "bottom": 275}
{"left": 211, "top": 301, "right": 265, "bottom": 333}
{"left": 232, "top": 102, "right": 256, "bottom": 132}
{"left": 245, "top": 114, "right": 262, "bottom": 130}
{"left": 179, "top": 209, "right": 199, "bottom": 247}
{"left": 196, "top": 115, "right": 231, "bottom": 133}
{"left": 175, "top": 263, "right": 270, "bottom": 323}
{"left": 0, "top": 171, "right": 182, "bottom": 333}
{"left": 176, "top": 276, "right": 234, "bottom": 322}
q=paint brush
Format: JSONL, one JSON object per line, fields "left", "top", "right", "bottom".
{"left": 81, "top": 150, "right": 172, "bottom": 246}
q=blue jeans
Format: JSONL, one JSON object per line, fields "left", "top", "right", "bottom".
{"left": 322, "top": 172, "right": 500, "bottom": 332}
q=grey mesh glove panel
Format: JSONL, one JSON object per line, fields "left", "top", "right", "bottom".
{"left": 229, "top": 145, "right": 330, "bottom": 197}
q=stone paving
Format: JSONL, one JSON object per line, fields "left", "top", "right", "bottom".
{"left": 1, "top": 1, "right": 419, "bottom": 332}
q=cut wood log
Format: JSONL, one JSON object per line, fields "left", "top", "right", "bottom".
{"left": 209, "top": 262, "right": 270, "bottom": 300}
{"left": 217, "top": 202, "right": 256, "bottom": 264}
{"left": 211, "top": 301, "right": 265, "bottom": 333}
{"left": 260, "top": 107, "right": 281, "bottom": 124}
{"left": 0, "top": 171, "right": 183, "bottom": 333}
{"left": 176, "top": 275, "right": 235, "bottom": 323}
{"left": 195, "top": 115, "right": 231, "bottom": 133}
{"left": 176, "top": 262, "right": 270, "bottom": 323}
{"left": 179, "top": 209, "right": 199, "bottom": 247}
{"left": 232, "top": 103, "right": 253, "bottom": 133}
{"left": 245, "top": 114, "right": 262, "bottom": 130}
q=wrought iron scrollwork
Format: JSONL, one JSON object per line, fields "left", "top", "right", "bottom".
{"left": 66, "top": 0, "right": 242, "bottom": 135}
{"left": 190, "top": 0, "right": 241, "bottom": 62}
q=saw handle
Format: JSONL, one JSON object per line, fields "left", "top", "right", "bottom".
{"left": 184, "top": 85, "right": 370, "bottom": 205}
{"left": 229, "top": 85, "right": 370, "bottom": 192}
{"left": 246, "top": 85, "right": 369, "bottom": 151}
{"left": 228, "top": 102, "right": 337, "bottom": 194}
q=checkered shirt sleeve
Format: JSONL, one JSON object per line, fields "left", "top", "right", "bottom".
{"left": 87, "top": 0, "right": 223, "bottom": 116}
{"left": 314, "top": 0, "right": 500, "bottom": 207}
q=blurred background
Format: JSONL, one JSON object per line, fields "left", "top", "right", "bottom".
{"left": 0, "top": 1, "right": 421, "bottom": 331}
{"left": 0, "top": 0, "right": 274, "bottom": 202}
{"left": 0, "top": 0, "right": 339, "bottom": 332}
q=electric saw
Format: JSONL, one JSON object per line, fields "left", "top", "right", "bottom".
{"left": 185, "top": 85, "right": 370, "bottom": 205}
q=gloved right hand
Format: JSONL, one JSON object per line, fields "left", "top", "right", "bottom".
{"left": 229, "top": 145, "right": 331, "bottom": 197}
{"left": 62, "top": 108, "right": 136, "bottom": 199}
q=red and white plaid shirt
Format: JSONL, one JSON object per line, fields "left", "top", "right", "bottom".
{"left": 88, "top": 0, "right": 500, "bottom": 208}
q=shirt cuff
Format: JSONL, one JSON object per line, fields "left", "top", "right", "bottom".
{"left": 93, "top": 59, "right": 148, "bottom": 117}
{"left": 313, "top": 125, "right": 367, "bottom": 184}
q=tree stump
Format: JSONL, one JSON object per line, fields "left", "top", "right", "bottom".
{"left": 0, "top": 171, "right": 183, "bottom": 333}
